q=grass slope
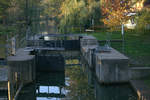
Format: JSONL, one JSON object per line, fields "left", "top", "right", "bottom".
{"left": 87, "top": 30, "right": 150, "bottom": 66}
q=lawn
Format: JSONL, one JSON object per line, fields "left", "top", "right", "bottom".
{"left": 87, "top": 30, "right": 150, "bottom": 67}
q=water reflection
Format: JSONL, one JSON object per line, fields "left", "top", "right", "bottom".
{"left": 84, "top": 65, "right": 137, "bottom": 100}
{"left": 0, "top": 90, "right": 7, "bottom": 100}
{"left": 17, "top": 65, "right": 137, "bottom": 100}
{"left": 65, "top": 66, "right": 95, "bottom": 100}
{"left": 95, "top": 82, "right": 137, "bottom": 100}
{"left": 36, "top": 72, "right": 66, "bottom": 100}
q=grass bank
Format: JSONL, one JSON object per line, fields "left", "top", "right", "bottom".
{"left": 87, "top": 30, "right": 150, "bottom": 67}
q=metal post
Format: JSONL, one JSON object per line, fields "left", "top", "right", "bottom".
{"left": 26, "top": 26, "right": 30, "bottom": 40}
{"left": 92, "top": 18, "right": 94, "bottom": 33}
{"left": 11, "top": 37, "right": 16, "bottom": 56}
{"left": 105, "top": 32, "right": 111, "bottom": 49}
{"left": 5, "top": 34, "right": 9, "bottom": 58}
{"left": 59, "top": 87, "right": 62, "bottom": 94}
{"left": 121, "top": 24, "right": 125, "bottom": 53}
{"left": 48, "top": 86, "right": 49, "bottom": 94}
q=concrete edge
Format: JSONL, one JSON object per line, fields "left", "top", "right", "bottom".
{"left": 130, "top": 80, "right": 150, "bottom": 100}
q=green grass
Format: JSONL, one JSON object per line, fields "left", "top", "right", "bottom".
{"left": 87, "top": 30, "right": 150, "bottom": 67}
{"left": 90, "top": 31, "right": 122, "bottom": 40}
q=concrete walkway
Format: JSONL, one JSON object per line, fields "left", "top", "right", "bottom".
{"left": 130, "top": 80, "right": 150, "bottom": 100}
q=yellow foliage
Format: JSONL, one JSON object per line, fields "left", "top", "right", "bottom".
{"left": 101, "top": 0, "right": 134, "bottom": 30}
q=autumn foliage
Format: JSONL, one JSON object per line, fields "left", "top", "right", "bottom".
{"left": 101, "top": 0, "right": 134, "bottom": 30}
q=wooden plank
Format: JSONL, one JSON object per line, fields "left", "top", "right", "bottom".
{"left": 43, "top": 33, "right": 87, "bottom": 37}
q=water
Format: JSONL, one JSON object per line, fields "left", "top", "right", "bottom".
{"left": 17, "top": 64, "right": 137, "bottom": 100}
{"left": 85, "top": 65, "right": 137, "bottom": 100}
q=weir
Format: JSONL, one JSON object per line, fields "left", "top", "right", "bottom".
{"left": 6, "top": 34, "right": 150, "bottom": 100}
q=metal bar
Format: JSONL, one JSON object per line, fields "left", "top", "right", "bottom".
{"left": 98, "top": 40, "right": 123, "bottom": 43}
{"left": 34, "top": 47, "right": 65, "bottom": 51}
{"left": 43, "top": 34, "right": 87, "bottom": 37}
{"left": 65, "top": 64, "right": 82, "bottom": 66}
{"left": 13, "top": 83, "right": 23, "bottom": 100}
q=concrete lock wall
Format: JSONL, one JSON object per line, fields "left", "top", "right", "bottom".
{"left": 95, "top": 48, "right": 129, "bottom": 84}
{"left": 80, "top": 36, "right": 99, "bottom": 47}
{"left": 129, "top": 67, "right": 150, "bottom": 80}
{"left": 81, "top": 45, "right": 98, "bottom": 69}
{"left": 80, "top": 36, "right": 99, "bottom": 69}
{"left": 27, "top": 40, "right": 44, "bottom": 47}
{"left": 80, "top": 36, "right": 130, "bottom": 84}
{"left": 80, "top": 35, "right": 150, "bottom": 84}
{"left": 8, "top": 59, "right": 35, "bottom": 84}
{"left": 95, "top": 54, "right": 129, "bottom": 83}
{"left": 7, "top": 48, "right": 35, "bottom": 100}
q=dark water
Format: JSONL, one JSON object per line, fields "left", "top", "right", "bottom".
{"left": 85, "top": 67, "right": 137, "bottom": 100}
{"left": 17, "top": 64, "right": 137, "bottom": 100}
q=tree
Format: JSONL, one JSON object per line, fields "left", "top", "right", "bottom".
{"left": 0, "top": 0, "right": 11, "bottom": 24}
{"left": 0, "top": 0, "right": 17, "bottom": 35}
{"left": 135, "top": 9, "right": 150, "bottom": 34}
{"left": 59, "top": 0, "right": 87, "bottom": 33}
{"left": 39, "top": 0, "right": 64, "bottom": 33}
{"left": 59, "top": 0, "right": 100, "bottom": 33}
{"left": 101, "top": 0, "right": 134, "bottom": 31}
{"left": 0, "top": 0, "right": 41, "bottom": 35}
{"left": 40, "top": 0, "right": 63, "bottom": 18}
